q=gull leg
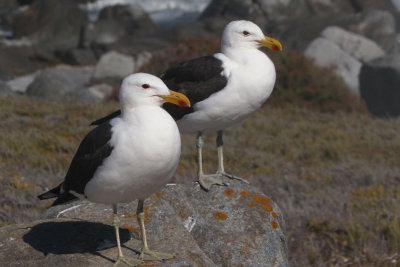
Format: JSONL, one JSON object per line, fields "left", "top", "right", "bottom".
{"left": 112, "top": 205, "right": 142, "bottom": 267}
{"left": 137, "top": 199, "right": 173, "bottom": 261}
{"left": 215, "top": 130, "right": 249, "bottom": 184}
{"left": 196, "top": 132, "right": 225, "bottom": 191}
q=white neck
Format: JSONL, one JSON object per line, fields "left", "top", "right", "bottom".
{"left": 222, "top": 46, "right": 272, "bottom": 67}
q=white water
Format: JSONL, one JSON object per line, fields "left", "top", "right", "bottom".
{"left": 83, "top": 0, "right": 211, "bottom": 27}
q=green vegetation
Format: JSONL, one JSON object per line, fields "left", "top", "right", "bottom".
{"left": 1, "top": 37, "right": 399, "bottom": 266}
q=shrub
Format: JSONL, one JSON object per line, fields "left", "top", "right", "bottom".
{"left": 267, "top": 50, "right": 366, "bottom": 113}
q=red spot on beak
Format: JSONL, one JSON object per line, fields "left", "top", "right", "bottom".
{"left": 271, "top": 45, "right": 279, "bottom": 51}
{"left": 178, "top": 100, "right": 188, "bottom": 107}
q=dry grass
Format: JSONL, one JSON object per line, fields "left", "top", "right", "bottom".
{"left": 0, "top": 95, "right": 118, "bottom": 224}
{"left": 1, "top": 37, "right": 399, "bottom": 266}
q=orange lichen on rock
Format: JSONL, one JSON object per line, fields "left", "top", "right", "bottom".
{"left": 263, "top": 204, "right": 273, "bottom": 212}
{"left": 252, "top": 194, "right": 270, "bottom": 205}
{"left": 125, "top": 213, "right": 137, "bottom": 218}
{"left": 271, "top": 220, "right": 278, "bottom": 229}
{"left": 224, "top": 188, "right": 235, "bottom": 198}
{"left": 213, "top": 211, "right": 228, "bottom": 220}
{"left": 240, "top": 190, "right": 251, "bottom": 197}
{"left": 247, "top": 203, "right": 254, "bottom": 208}
{"left": 272, "top": 212, "right": 278, "bottom": 218}
{"left": 270, "top": 260, "right": 276, "bottom": 263}
{"left": 241, "top": 246, "right": 249, "bottom": 251}
{"left": 144, "top": 220, "right": 150, "bottom": 224}
{"left": 121, "top": 224, "right": 138, "bottom": 232}
{"left": 144, "top": 212, "right": 151, "bottom": 218}
{"left": 252, "top": 194, "right": 273, "bottom": 212}
{"left": 155, "top": 191, "right": 162, "bottom": 197}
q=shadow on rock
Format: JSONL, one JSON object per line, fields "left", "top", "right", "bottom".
{"left": 22, "top": 221, "right": 130, "bottom": 255}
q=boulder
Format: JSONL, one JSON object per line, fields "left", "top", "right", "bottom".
{"left": 0, "top": 0, "right": 18, "bottom": 33}
{"left": 12, "top": 0, "right": 87, "bottom": 48}
{"left": 6, "top": 71, "right": 39, "bottom": 93}
{"left": 0, "top": 181, "right": 288, "bottom": 266}
{"left": 0, "top": 80, "right": 14, "bottom": 96}
{"left": 83, "top": 4, "right": 157, "bottom": 48}
{"left": 305, "top": 37, "right": 361, "bottom": 95}
{"left": 26, "top": 65, "right": 94, "bottom": 101}
{"left": 360, "top": 55, "right": 400, "bottom": 117}
{"left": 305, "top": 26, "right": 386, "bottom": 96}
{"left": 87, "top": 83, "right": 114, "bottom": 101}
{"left": 320, "top": 26, "right": 385, "bottom": 63}
{"left": 54, "top": 48, "right": 97, "bottom": 66}
{"left": 0, "top": 46, "right": 44, "bottom": 80}
{"left": 92, "top": 51, "right": 135, "bottom": 80}
{"left": 98, "top": 4, "right": 157, "bottom": 35}
{"left": 348, "top": 9, "right": 398, "bottom": 54}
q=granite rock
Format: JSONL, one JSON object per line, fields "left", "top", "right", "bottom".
{"left": 305, "top": 37, "right": 361, "bottom": 95}
{"left": 93, "top": 51, "right": 135, "bottom": 80}
{"left": 360, "top": 55, "right": 400, "bottom": 117}
{"left": 0, "top": 180, "right": 288, "bottom": 266}
{"left": 26, "top": 65, "right": 94, "bottom": 102}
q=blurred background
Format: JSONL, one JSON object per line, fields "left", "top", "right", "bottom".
{"left": 0, "top": 0, "right": 400, "bottom": 266}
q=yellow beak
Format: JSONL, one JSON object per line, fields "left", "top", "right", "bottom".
{"left": 157, "top": 90, "right": 191, "bottom": 107}
{"left": 256, "top": 35, "right": 283, "bottom": 51}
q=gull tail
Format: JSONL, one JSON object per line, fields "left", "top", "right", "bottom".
{"left": 38, "top": 183, "right": 78, "bottom": 206}
{"left": 38, "top": 183, "right": 63, "bottom": 200}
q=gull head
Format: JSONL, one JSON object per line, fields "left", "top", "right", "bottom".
{"left": 119, "top": 73, "right": 190, "bottom": 110}
{"left": 221, "top": 20, "right": 282, "bottom": 52}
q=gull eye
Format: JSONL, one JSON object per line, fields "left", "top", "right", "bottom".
{"left": 142, "top": 84, "right": 150, "bottom": 89}
{"left": 242, "top": 30, "right": 250, "bottom": 36}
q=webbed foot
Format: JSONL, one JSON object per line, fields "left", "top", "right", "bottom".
{"left": 139, "top": 247, "right": 174, "bottom": 261}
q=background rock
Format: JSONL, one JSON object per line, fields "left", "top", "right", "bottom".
{"left": 12, "top": 0, "right": 87, "bottom": 48}
{"left": 84, "top": 4, "right": 157, "bottom": 49}
{"left": 320, "top": 26, "right": 385, "bottom": 63}
{"left": 92, "top": 51, "right": 135, "bottom": 80}
{"left": 26, "top": 65, "right": 94, "bottom": 102}
{"left": 0, "top": 81, "right": 14, "bottom": 96}
{"left": 0, "top": 47, "right": 46, "bottom": 79}
{"left": 0, "top": 180, "right": 287, "bottom": 266}
{"left": 6, "top": 71, "right": 39, "bottom": 94}
{"left": 360, "top": 55, "right": 400, "bottom": 117}
{"left": 305, "top": 37, "right": 362, "bottom": 95}
{"left": 305, "top": 26, "right": 386, "bottom": 96}
{"left": 349, "top": 9, "right": 399, "bottom": 54}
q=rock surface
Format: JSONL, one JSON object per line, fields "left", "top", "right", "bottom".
{"left": 360, "top": 55, "right": 400, "bottom": 117}
{"left": 320, "top": 26, "right": 385, "bottom": 63}
{"left": 0, "top": 180, "right": 287, "bottom": 266}
{"left": 93, "top": 51, "right": 135, "bottom": 80}
{"left": 349, "top": 9, "right": 399, "bottom": 53}
{"left": 305, "top": 26, "right": 385, "bottom": 95}
{"left": 305, "top": 37, "right": 361, "bottom": 95}
{"left": 84, "top": 4, "right": 157, "bottom": 49}
{"left": 6, "top": 71, "right": 39, "bottom": 93}
{"left": 0, "top": 81, "right": 14, "bottom": 96}
{"left": 12, "top": 0, "right": 87, "bottom": 48}
{"left": 26, "top": 65, "right": 95, "bottom": 102}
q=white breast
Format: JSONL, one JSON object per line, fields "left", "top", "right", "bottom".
{"left": 178, "top": 49, "right": 276, "bottom": 133}
{"left": 84, "top": 106, "right": 181, "bottom": 204}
